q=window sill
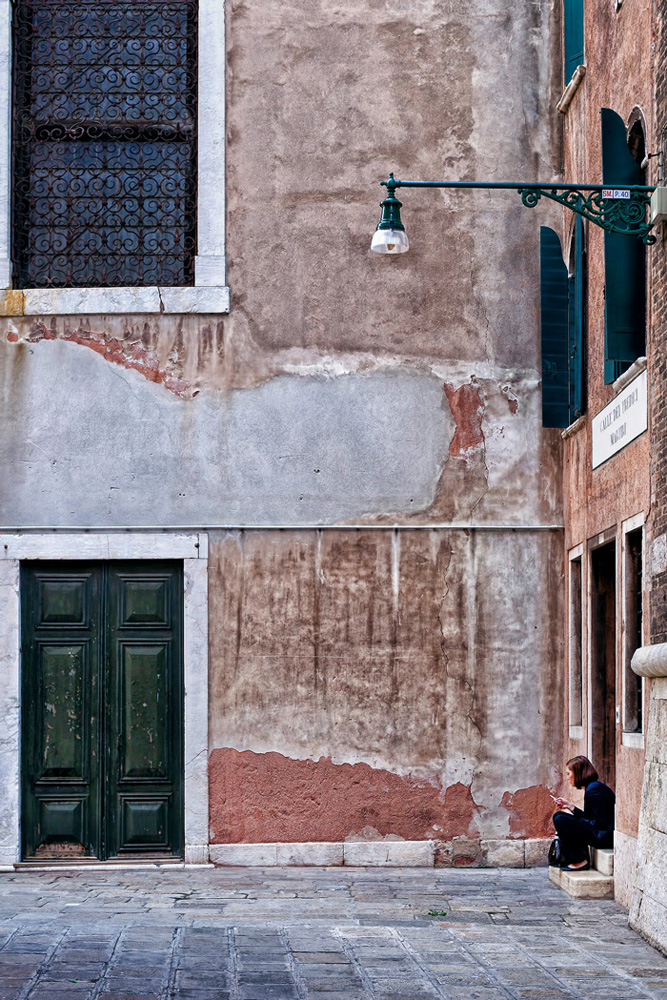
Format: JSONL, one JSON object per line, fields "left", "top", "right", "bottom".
{"left": 569, "top": 725, "right": 584, "bottom": 740}
{"left": 557, "top": 65, "right": 586, "bottom": 114}
{"left": 612, "top": 355, "right": 647, "bottom": 395}
{"left": 0, "top": 285, "right": 230, "bottom": 316}
{"left": 621, "top": 731, "right": 644, "bottom": 749}
{"left": 561, "top": 415, "right": 586, "bottom": 440}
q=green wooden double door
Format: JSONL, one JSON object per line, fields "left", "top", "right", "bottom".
{"left": 21, "top": 561, "right": 184, "bottom": 862}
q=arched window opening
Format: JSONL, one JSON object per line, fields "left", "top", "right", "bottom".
{"left": 601, "top": 108, "right": 647, "bottom": 384}
{"left": 628, "top": 118, "right": 646, "bottom": 170}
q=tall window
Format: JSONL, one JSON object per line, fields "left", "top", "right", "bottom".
{"left": 563, "top": 0, "right": 584, "bottom": 84}
{"left": 11, "top": 0, "right": 198, "bottom": 289}
{"left": 623, "top": 526, "right": 644, "bottom": 733}
{"left": 569, "top": 554, "right": 583, "bottom": 730}
{"left": 601, "top": 109, "right": 646, "bottom": 384}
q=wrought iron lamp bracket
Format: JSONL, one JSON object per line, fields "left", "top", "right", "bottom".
{"left": 380, "top": 175, "right": 656, "bottom": 245}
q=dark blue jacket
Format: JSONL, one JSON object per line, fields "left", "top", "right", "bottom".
{"left": 572, "top": 780, "right": 615, "bottom": 840}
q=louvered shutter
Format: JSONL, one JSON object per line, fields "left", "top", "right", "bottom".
{"left": 570, "top": 215, "right": 585, "bottom": 421}
{"left": 564, "top": 0, "right": 584, "bottom": 82}
{"left": 541, "top": 226, "right": 570, "bottom": 428}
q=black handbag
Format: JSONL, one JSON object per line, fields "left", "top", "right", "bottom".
{"left": 548, "top": 836, "right": 563, "bottom": 867}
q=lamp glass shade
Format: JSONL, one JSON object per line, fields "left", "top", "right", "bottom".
{"left": 370, "top": 228, "right": 409, "bottom": 254}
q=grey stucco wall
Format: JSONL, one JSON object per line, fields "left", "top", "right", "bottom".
{"left": 0, "top": 0, "right": 565, "bottom": 856}
{"left": 0, "top": 336, "right": 557, "bottom": 527}
{"left": 1, "top": 0, "right": 562, "bottom": 530}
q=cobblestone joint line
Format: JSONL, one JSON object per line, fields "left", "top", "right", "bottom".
{"left": 333, "top": 927, "right": 378, "bottom": 999}
{"left": 19, "top": 926, "right": 70, "bottom": 1000}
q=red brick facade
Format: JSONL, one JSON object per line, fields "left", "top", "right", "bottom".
{"left": 649, "top": 3, "right": 667, "bottom": 646}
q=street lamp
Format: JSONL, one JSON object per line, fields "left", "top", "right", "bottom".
{"left": 370, "top": 176, "right": 409, "bottom": 254}
{"left": 371, "top": 172, "right": 657, "bottom": 253}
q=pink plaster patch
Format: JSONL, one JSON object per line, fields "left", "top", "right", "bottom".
{"left": 500, "top": 785, "right": 555, "bottom": 839}
{"left": 209, "top": 748, "right": 481, "bottom": 844}
{"left": 443, "top": 382, "right": 485, "bottom": 458}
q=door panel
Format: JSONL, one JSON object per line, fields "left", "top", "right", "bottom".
{"left": 22, "top": 566, "right": 100, "bottom": 859}
{"left": 119, "top": 796, "right": 171, "bottom": 851}
{"left": 121, "top": 578, "right": 171, "bottom": 626}
{"left": 21, "top": 561, "right": 183, "bottom": 862}
{"left": 38, "top": 577, "right": 89, "bottom": 626}
{"left": 38, "top": 642, "right": 88, "bottom": 779}
{"left": 119, "top": 644, "right": 169, "bottom": 779}
{"left": 106, "top": 566, "right": 183, "bottom": 857}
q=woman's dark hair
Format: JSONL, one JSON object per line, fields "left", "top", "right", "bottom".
{"left": 566, "top": 755, "right": 598, "bottom": 788}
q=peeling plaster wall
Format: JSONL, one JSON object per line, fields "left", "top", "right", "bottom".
{"left": 0, "top": 340, "right": 461, "bottom": 526}
{"left": 208, "top": 528, "right": 564, "bottom": 848}
{"left": 0, "top": 0, "right": 564, "bottom": 855}
{"left": 0, "top": 337, "right": 559, "bottom": 528}
{"left": 0, "top": 0, "right": 561, "bottom": 530}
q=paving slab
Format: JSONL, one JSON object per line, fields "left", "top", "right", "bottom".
{"left": 0, "top": 868, "right": 665, "bottom": 998}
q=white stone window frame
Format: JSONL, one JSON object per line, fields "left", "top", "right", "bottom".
{"left": 0, "top": 532, "right": 209, "bottom": 867}
{"left": 585, "top": 527, "right": 619, "bottom": 762}
{"left": 568, "top": 542, "right": 585, "bottom": 741}
{"left": 621, "top": 513, "right": 645, "bottom": 749}
{"left": 0, "top": 0, "right": 229, "bottom": 316}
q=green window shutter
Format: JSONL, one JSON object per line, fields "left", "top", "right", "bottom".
{"left": 601, "top": 108, "right": 646, "bottom": 384}
{"left": 570, "top": 214, "right": 585, "bottom": 421}
{"left": 541, "top": 226, "right": 570, "bottom": 428}
{"left": 564, "top": 0, "right": 584, "bottom": 82}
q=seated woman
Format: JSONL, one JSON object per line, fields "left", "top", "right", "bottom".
{"left": 552, "top": 755, "right": 615, "bottom": 871}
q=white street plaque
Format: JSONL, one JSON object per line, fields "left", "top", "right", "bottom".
{"left": 592, "top": 369, "right": 647, "bottom": 469}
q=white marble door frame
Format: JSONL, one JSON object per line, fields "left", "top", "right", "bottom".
{"left": 0, "top": 532, "right": 209, "bottom": 866}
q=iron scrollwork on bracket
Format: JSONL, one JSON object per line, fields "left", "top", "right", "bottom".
{"left": 517, "top": 186, "right": 656, "bottom": 245}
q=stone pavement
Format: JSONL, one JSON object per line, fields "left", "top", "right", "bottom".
{"left": 0, "top": 866, "right": 666, "bottom": 1000}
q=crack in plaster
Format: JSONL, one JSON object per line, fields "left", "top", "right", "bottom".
{"left": 186, "top": 749, "right": 207, "bottom": 768}
{"left": 468, "top": 382, "right": 490, "bottom": 519}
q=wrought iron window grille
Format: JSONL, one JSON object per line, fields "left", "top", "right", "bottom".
{"left": 11, "top": 0, "right": 198, "bottom": 290}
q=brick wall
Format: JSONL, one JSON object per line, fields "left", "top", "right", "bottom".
{"left": 650, "top": 2, "right": 667, "bottom": 646}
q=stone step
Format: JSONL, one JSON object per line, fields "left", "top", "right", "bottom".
{"left": 549, "top": 865, "right": 614, "bottom": 899}
{"left": 591, "top": 847, "right": 614, "bottom": 876}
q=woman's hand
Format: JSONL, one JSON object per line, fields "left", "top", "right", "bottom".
{"left": 553, "top": 796, "right": 573, "bottom": 812}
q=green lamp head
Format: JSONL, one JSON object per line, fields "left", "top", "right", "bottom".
{"left": 371, "top": 173, "right": 409, "bottom": 254}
